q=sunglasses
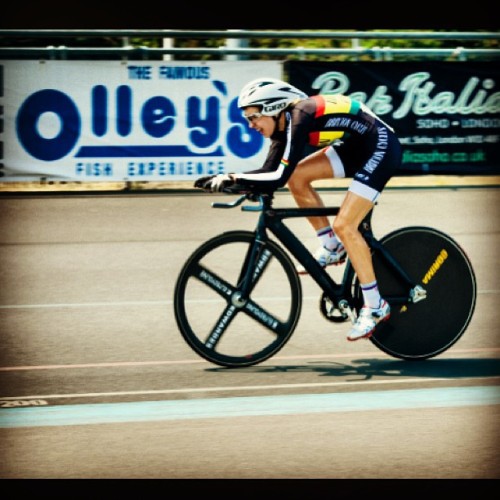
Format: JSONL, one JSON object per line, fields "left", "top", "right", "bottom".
{"left": 244, "top": 112, "right": 264, "bottom": 124}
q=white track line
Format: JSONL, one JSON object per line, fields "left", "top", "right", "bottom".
{"left": 1, "top": 376, "right": 500, "bottom": 402}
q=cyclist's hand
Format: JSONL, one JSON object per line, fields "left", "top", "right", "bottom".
{"left": 194, "top": 174, "right": 235, "bottom": 193}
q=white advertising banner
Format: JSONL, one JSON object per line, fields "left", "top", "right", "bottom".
{"left": 0, "top": 60, "right": 282, "bottom": 182}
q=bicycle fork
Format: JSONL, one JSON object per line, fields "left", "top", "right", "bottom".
{"left": 232, "top": 221, "right": 273, "bottom": 305}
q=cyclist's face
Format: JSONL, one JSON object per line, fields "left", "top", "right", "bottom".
{"left": 243, "top": 107, "right": 276, "bottom": 138}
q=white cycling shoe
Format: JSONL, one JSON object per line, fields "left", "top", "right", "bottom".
{"left": 347, "top": 300, "right": 391, "bottom": 341}
{"left": 296, "top": 244, "right": 347, "bottom": 275}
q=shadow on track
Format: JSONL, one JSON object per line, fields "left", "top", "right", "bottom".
{"left": 206, "top": 358, "right": 500, "bottom": 381}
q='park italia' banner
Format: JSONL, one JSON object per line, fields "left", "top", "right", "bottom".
{"left": 286, "top": 61, "right": 500, "bottom": 175}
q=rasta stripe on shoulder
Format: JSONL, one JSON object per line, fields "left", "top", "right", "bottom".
{"left": 322, "top": 94, "right": 352, "bottom": 114}
{"left": 313, "top": 93, "right": 361, "bottom": 116}
{"left": 350, "top": 99, "right": 361, "bottom": 114}
{"left": 312, "top": 95, "right": 326, "bottom": 118}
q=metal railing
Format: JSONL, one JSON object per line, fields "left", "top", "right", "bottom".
{"left": 0, "top": 30, "right": 499, "bottom": 60}
{"left": 1, "top": 29, "right": 499, "bottom": 40}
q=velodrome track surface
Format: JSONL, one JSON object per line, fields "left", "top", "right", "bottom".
{"left": 0, "top": 177, "right": 499, "bottom": 485}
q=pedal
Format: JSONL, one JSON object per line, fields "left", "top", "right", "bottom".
{"left": 320, "top": 294, "right": 351, "bottom": 323}
{"left": 338, "top": 300, "right": 357, "bottom": 324}
{"left": 410, "top": 285, "right": 427, "bottom": 303}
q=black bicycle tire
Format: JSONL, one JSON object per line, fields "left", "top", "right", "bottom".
{"left": 174, "top": 230, "right": 302, "bottom": 367}
{"left": 359, "top": 226, "right": 477, "bottom": 360}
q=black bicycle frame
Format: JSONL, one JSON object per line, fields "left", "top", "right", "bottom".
{"left": 216, "top": 193, "right": 420, "bottom": 308}
{"left": 264, "top": 205, "right": 351, "bottom": 301}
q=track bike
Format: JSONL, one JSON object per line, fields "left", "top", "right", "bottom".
{"left": 174, "top": 188, "right": 477, "bottom": 368}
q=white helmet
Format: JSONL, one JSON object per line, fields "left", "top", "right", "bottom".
{"left": 237, "top": 77, "right": 308, "bottom": 116}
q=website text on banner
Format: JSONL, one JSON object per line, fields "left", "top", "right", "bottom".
{"left": 286, "top": 61, "right": 499, "bottom": 176}
{"left": 0, "top": 61, "right": 281, "bottom": 182}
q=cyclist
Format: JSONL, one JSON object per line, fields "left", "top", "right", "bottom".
{"left": 194, "top": 77, "right": 403, "bottom": 341}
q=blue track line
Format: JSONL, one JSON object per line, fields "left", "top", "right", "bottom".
{"left": 1, "top": 386, "right": 499, "bottom": 428}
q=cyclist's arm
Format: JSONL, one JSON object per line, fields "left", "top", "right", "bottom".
{"left": 234, "top": 139, "right": 285, "bottom": 190}
{"left": 233, "top": 109, "right": 312, "bottom": 191}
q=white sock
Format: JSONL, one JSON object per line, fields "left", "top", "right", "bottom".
{"left": 317, "top": 226, "right": 341, "bottom": 251}
{"left": 361, "top": 281, "right": 382, "bottom": 309}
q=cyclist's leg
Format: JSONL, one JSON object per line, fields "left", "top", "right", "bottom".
{"left": 335, "top": 187, "right": 392, "bottom": 341}
{"left": 286, "top": 145, "right": 343, "bottom": 231}
{"left": 334, "top": 129, "right": 402, "bottom": 339}
{"left": 333, "top": 190, "right": 376, "bottom": 284}
{"left": 336, "top": 126, "right": 402, "bottom": 285}
{"left": 288, "top": 147, "right": 348, "bottom": 273}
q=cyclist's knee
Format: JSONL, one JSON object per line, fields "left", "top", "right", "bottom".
{"left": 333, "top": 214, "right": 358, "bottom": 241}
{"left": 333, "top": 215, "right": 347, "bottom": 238}
{"left": 287, "top": 171, "right": 310, "bottom": 193}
